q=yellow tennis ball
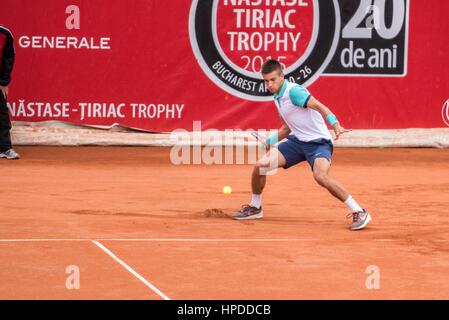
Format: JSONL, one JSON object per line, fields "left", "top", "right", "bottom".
{"left": 222, "top": 186, "right": 232, "bottom": 195}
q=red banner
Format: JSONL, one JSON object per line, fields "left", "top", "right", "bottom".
{"left": 1, "top": 0, "right": 448, "bottom": 130}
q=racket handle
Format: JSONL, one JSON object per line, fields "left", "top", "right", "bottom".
{"left": 251, "top": 132, "right": 267, "bottom": 148}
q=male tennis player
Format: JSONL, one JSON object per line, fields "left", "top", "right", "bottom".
{"left": 233, "top": 59, "right": 372, "bottom": 231}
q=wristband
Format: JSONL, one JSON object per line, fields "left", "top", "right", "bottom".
{"left": 326, "top": 114, "right": 339, "bottom": 126}
{"left": 266, "top": 134, "right": 278, "bottom": 145}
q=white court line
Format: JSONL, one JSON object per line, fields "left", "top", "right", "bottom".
{"left": 92, "top": 240, "right": 170, "bottom": 300}
{"left": 0, "top": 238, "right": 448, "bottom": 243}
{"left": 96, "top": 238, "right": 319, "bottom": 242}
{"left": 0, "top": 238, "right": 89, "bottom": 242}
{"left": 96, "top": 239, "right": 449, "bottom": 243}
{"left": 0, "top": 238, "right": 318, "bottom": 242}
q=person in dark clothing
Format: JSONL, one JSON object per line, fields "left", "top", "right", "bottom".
{"left": 0, "top": 25, "right": 19, "bottom": 160}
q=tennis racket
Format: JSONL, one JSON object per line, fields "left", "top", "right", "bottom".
{"left": 250, "top": 132, "right": 268, "bottom": 149}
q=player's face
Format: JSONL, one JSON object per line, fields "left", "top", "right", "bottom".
{"left": 262, "top": 71, "right": 284, "bottom": 95}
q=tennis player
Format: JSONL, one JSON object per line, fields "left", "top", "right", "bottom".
{"left": 233, "top": 59, "right": 372, "bottom": 231}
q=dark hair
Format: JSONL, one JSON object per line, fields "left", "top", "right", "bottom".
{"left": 261, "top": 59, "right": 283, "bottom": 74}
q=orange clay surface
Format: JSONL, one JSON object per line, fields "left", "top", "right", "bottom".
{"left": 1, "top": 146, "right": 449, "bottom": 299}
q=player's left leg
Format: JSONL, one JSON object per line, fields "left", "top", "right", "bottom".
{"left": 312, "top": 158, "right": 372, "bottom": 230}
{"left": 312, "top": 158, "right": 348, "bottom": 201}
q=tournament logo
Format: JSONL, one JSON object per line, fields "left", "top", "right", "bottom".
{"left": 189, "top": 0, "right": 341, "bottom": 101}
{"left": 190, "top": 0, "right": 409, "bottom": 102}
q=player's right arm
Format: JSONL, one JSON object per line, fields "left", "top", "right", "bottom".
{"left": 266, "top": 119, "right": 290, "bottom": 148}
{"left": 277, "top": 121, "right": 291, "bottom": 141}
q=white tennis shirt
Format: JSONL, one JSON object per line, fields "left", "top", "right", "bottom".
{"left": 273, "top": 80, "right": 332, "bottom": 142}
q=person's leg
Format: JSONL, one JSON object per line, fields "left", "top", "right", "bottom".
{"left": 0, "top": 94, "right": 13, "bottom": 153}
{"left": 232, "top": 148, "right": 289, "bottom": 220}
{"left": 312, "top": 158, "right": 350, "bottom": 202}
{"left": 312, "top": 157, "right": 371, "bottom": 230}
{"left": 304, "top": 139, "right": 362, "bottom": 211}
{"left": 233, "top": 136, "right": 305, "bottom": 220}
{"left": 251, "top": 148, "right": 286, "bottom": 195}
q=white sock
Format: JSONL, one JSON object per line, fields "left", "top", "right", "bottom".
{"left": 251, "top": 194, "right": 262, "bottom": 209}
{"left": 344, "top": 195, "right": 363, "bottom": 212}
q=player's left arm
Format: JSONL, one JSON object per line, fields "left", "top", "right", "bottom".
{"left": 306, "top": 96, "right": 352, "bottom": 140}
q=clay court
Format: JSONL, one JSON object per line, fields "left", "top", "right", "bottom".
{"left": 1, "top": 146, "right": 449, "bottom": 299}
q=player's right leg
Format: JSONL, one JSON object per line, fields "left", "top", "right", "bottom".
{"left": 252, "top": 147, "right": 287, "bottom": 194}
{"left": 232, "top": 148, "right": 286, "bottom": 220}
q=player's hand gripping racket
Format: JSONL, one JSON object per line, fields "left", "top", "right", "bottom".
{"left": 250, "top": 132, "right": 268, "bottom": 149}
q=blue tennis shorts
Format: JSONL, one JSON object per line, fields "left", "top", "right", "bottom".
{"left": 277, "top": 135, "right": 333, "bottom": 170}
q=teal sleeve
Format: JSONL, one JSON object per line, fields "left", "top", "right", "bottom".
{"left": 289, "top": 86, "right": 311, "bottom": 108}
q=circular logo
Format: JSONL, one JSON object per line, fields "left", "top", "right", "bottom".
{"left": 442, "top": 99, "right": 449, "bottom": 127}
{"left": 189, "top": 0, "right": 341, "bottom": 101}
